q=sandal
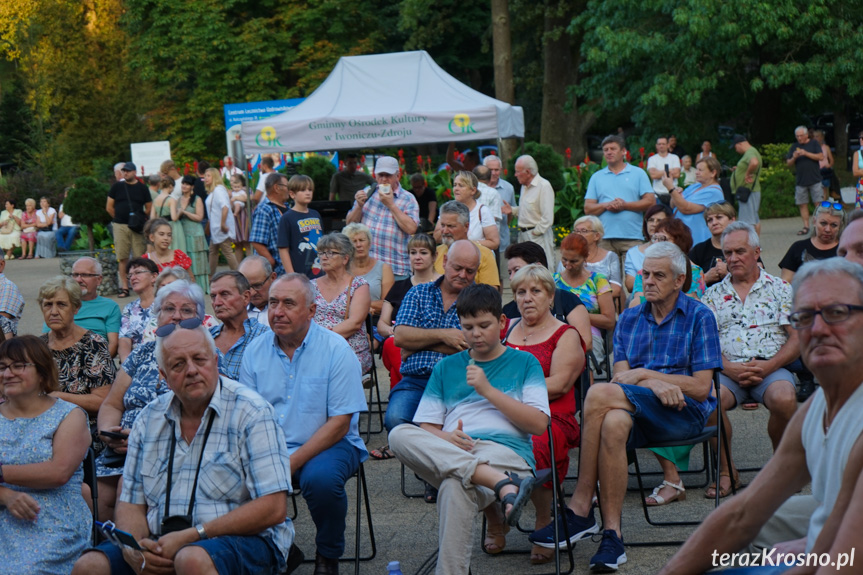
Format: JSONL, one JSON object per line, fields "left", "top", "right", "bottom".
{"left": 530, "top": 544, "right": 554, "bottom": 564}
{"left": 705, "top": 473, "right": 741, "bottom": 499}
{"left": 369, "top": 445, "right": 394, "bottom": 460}
{"left": 493, "top": 469, "right": 550, "bottom": 526}
{"left": 118, "top": 288, "right": 130, "bottom": 298}
{"left": 797, "top": 227, "right": 810, "bottom": 236}
{"left": 645, "top": 480, "right": 686, "bottom": 506}
{"left": 483, "top": 522, "right": 510, "bottom": 554}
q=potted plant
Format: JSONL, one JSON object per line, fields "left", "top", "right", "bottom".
{"left": 58, "top": 176, "right": 120, "bottom": 295}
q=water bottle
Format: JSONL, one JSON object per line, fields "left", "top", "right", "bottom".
{"left": 387, "top": 561, "right": 404, "bottom": 575}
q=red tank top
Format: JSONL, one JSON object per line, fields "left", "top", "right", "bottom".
{"left": 504, "top": 322, "right": 583, "bottom": 416}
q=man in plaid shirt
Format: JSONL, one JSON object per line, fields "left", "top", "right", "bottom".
{"left": 250, "top": 172, "right": 289, "bottom": 276}
{"left": 208, "top": 271, "right": 270, "bottom": 380}
{"left": 345, "top": 156, "right": 419, "bottom": 278}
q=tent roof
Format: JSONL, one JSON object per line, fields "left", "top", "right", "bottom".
{"left": 240, "top": 50, "right": 523, "bottom": 154}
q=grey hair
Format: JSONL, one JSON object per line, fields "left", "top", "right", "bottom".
{"left": 114, "top": 162, "right": 125, "bottom": 172}
{"left": 575, "top": 215, "right": 604, "bottom": 239}
{"left": 148, "top": 174, "right": 162, "bottom": 186}
{"left": 38, "top": 276, "right": 83, "bottom": 309}
{"left": 721, "top": 221, "right": 760, "bottom": 249}
{"left": 74, "top": 256, "right": 103, "bottom": 275}
{"left": 239, "top": 254, "right": 273, "bottom": 277}
{"left": 153, "top": 279, "right": 205, "bottom": 320}
{"left": 341, "top": 222, "right": 372, "bottom": 243}
{"left": 483, "top": 155, "right": 502, "bottom": 168}
{"left": 155, "top": 266, "right": 190, "bottom": 291}
{"left": 154, "top": 324, "right": 217, "bottom": 372}
{"left": 795, "top": 125, "right": 809, "bottom": 135}
{"left": 317, "top": 232, "right": 355, "bottom": 267}
{"left": 439, "top": 200, "right": 470, "bottom": 226}
{"left": 272, "top": 273, "right": 316, "bottom": 307}
{"left": 793, "top": 258, "right": 863, "bottom": 306}
{"left": 516, "top": 155, "right": 538, "bottom": 176}
{"left": 264, "top": 172, "right": 286, "bottom": 194}
{"left": 643, "top": 241, "right": 687, "bottom": 278}
{"left": 210, "top": 270, "right": 250, "bottom": 293}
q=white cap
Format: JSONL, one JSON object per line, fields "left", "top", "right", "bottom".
{"left": 374, "top": 156, "right": 399, "bottom": 175}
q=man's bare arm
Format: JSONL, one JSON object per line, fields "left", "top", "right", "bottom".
{"left": 612, "top": 361, "right": 714, "bottom": 402}
{"left": 659, "top": 402, "right": 813, "bottom": 575}
{"left": 393, "top": 325, "right": 466, "bottom": 354}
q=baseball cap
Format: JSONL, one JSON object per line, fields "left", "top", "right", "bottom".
{"left": 731, "top": 134, "right": 747, "bottom": 146}
{"left": 374, "top": 157, "right": 399, "bottom": 175}
{"left": 122, "top": 162, "right": 137, "bottom": 172}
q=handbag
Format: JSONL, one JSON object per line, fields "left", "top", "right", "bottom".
{"left": 0, "top": 219, "right": 14, "bottom": 234}
{"left": 124, "top": 183, "right": 147, "bottom": 234}
{"left": 735, "top": 186, "right": 752, "bottom": 203}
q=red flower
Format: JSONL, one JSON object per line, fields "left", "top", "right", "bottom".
{"left": 361, "top": 155, "right": 366, "bottom": 164}
{"left": 638, "top": 161, "right": 645, "bottom": 168}
{"left": 339, "top": 161, "right": 344, "bottom": 170}
{"left": 444, "top": 188, "right": 452, "bottom": 199}
{"left": 639, "top": 147, "right": 645, "bottom": 156}
{"left": 193, "top": 161, "right": 199, "bottom": 174}
{"left": 565, "top": 147, "right": 572, "bottom": 159}
{"left": 576, "top": 166, "right": 581, "bottom": 173}
{"left": 184, "top": 163, "right": 190, "bottom": 175}
{"left": 504, "top": 168, "right": 508, "bottom": 175}
{"left": 625, "top": 149, "right": 632, "bottom": 161}
{"left": 648, "top": 152, "right": 655, "bottom": 158}
{"left": 219, "top": 159, "right": 224, "bottom": 168}
{"left": 397, "top": 149, "right": 404, "bottom": 158}
{"left": 416, "top": 155, "right": 423, "bottom": 166}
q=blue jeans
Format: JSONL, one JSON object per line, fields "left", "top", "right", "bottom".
{"left": 293, "top": 437, "right": 362, "bottom": 559}
{"left": 384, "top": 374, "right": 430, "bottom": 433}
{"left": 618, "top": 383, "right": 709, "bottom": 449}
{"left": 56, "top": 226, "right": 79, "bottom": 251}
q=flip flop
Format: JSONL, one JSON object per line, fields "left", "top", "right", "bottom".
{"left": 797, "top": 227, "right": 810, "bottom": 235}
{"left": 369, "top": 445, "right": 394, "bottom": 460}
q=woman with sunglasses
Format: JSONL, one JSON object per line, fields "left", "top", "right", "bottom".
{"left": 0, "top": 336, "right": 92, "bottom": 573}
{"left": 779, "top": 202, "right": 845, "bottom": 283}
{"left": 94, "top": 280, "right": 206, "bottom": 523}
{"left": 662, "top": 156, "right": 725, "bottom": 244}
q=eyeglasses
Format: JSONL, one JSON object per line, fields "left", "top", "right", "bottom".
{"left": 318, "top": 251, "right": 342, "bottom": 258}
{"left": 155, "top": 317, "right": 203, "bottom": 338}
{"left": 71, "top": 273, "right": 101, "bottom": 279}
{"left": 819, "top": 201, "right": 843, "bottom": 210}
{"left": 126, "top": 270, "right": 153, "bottom": 280}
{"left": 159, "top": 305, "right": 198, "bottom": 318}
{"left": 248, "top": 279, "right": 269, "bottom": 292}
{"left": 788, "top": 304, "right": 863, "bottom": 329}
{"left": 0, "top": 362, "right": 35, "bottom": 374}
{"left": 573, "top": 228, "right": 595, "bottom": 235}
{"left": 651, "top": 234, "right": 669, "bottom": 243}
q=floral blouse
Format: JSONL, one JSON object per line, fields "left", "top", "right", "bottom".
{"left": 632, "top": 263, "right": 706, "bottom": 301}
{"left": 119, "top": 298, "right": 154, "bottom": 346}
{"left": 312, "top": 276, "right": 372, "bottom": 373}
{"left": 553, "top": 271, "right": 611, "bottom": 315}
{"left": 143, "top": 249, "right": 192, "bottom": 272}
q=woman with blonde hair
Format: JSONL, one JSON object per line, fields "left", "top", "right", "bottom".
{"left": 19, "top": 198, "right": 38, "bottom": 259}
{"left": 203, "top": 167, "right": 238, "bottom": 275}
{"left": 447, "top": 170, "right": 499, "bottom": 251}
{"left": 342, "top": 222, "right": 394, "bottom": 317}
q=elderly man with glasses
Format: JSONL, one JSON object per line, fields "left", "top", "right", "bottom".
{"left": 238, "top": 255, "right": 276, "bottom": 327}
{"left": 662, "top": 256, "right": 863, "bottom": 574}
{"left": 48, "top": 256, "right": 121, "bottom": 357}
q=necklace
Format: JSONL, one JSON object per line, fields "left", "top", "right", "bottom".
{"left": 520, "top": 317, "right": 549, "bottom": 343}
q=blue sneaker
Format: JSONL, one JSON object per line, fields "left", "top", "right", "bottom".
{"left": 589, "top": 529, "right": 627, "bottom": 573}
{"left": 529, "top": 507, "right": 600, "bottom": 549}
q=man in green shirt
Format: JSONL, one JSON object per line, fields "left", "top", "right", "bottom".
{"left": 329, "top": 153, "right": 374, "bottom": 201}
{"left": 730, "top": 135, "right": 763, "bottom": 235}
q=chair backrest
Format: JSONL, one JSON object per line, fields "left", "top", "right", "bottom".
{"left": 83, "top": 447, "right": 99, "bottom": 543}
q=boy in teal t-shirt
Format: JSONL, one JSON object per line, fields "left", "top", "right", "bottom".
{"left": 388, "top": 284, "right": 550, "bottom": 574}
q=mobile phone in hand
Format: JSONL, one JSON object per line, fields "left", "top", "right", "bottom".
{"left": 664, "top": 164, "right": 670, "bottom": 177}
{"left": 100, "top": 430, "right": 129, "bottom": 440}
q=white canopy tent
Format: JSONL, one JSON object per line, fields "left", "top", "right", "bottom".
{"left": 240, "top": 50, "right": 524, "bottom": 154}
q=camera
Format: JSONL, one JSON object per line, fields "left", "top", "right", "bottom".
{"left": 161, "top": 514, "right": 193, "bottom": 535}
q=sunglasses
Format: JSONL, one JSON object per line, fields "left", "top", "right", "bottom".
{"left": 155, "top": 317, "right": 203, "bottom": 338}
{"left": 819, "top": 201, "right": 843, "bottom": 210}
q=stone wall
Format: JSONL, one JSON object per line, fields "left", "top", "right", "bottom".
{"left": 58, "top": 249, "right": 120, "bottom": 296}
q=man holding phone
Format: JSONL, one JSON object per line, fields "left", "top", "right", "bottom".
{"left": 73, "top": 324, "right": 295, "bottom": 575}
{"left": 646, "top": 136, "right": 681, "bottom": 205}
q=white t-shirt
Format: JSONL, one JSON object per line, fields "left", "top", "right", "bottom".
{"left": 37, "top": 207, "right": 58, "bottom": 231}
{"left": 646, "top": 153, "right": 681, "bottom": 195}
{"left": 468, "top": 202, "right": 496, "bottom": 243}
{"left": 206, "top": 185, "right": 236, "bottom": 244}
{"left": 477, "top": 183, "right": 502, "bottom": 223}
{"left": 256, "top": 171, "right": 272, "bottom": 194}
{"left": 58, "top": 204, "right": 74, "bottom": 227}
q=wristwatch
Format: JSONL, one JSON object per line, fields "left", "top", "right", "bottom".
{"left": 195, "top": 523, "right": 208, "bottom": 540}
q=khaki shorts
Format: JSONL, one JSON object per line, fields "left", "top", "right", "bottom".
{"left": 795, "top": 184, "right": 822, "bottom": 206}
{"left": 113, "top": 223, "right": 146, "bottom": 260}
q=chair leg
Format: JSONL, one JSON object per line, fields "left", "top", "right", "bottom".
{"left": 401, "top": 462, "right": 426, "bottom": 499}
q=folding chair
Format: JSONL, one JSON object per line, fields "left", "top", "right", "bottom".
{"left": 82, "top": 447, "right": 100, "bottom": 545}
{"left": 626, "top": 372, "right": 733, "bottom": 547}
{"left": 360, "top": 315, "right": 386, "bottom": 442}
{"left": 478, "top": 420, "right": 576, "bottom": 575}
{"left": 290, "top": 462, "right": 377, "bottom": 575}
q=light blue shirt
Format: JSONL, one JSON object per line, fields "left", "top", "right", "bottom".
{"left": 239, "top": 321, "right": 369, "bottom": 460}
{"left": 673, "top": 183, "right": 724, "bottom": 244}
{"left": 585, "top": 163, "right": 654, "bottom": 240}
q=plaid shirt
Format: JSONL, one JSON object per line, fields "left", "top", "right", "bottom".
{"left": 0, "top": 273, "right": 24, "bottom": 335}
{"left": 614, "top": 291, "right": 723, "bottom": 419}
{"left": 121, "top": 377, "right": 293, "bottom": 561}
{"left": 210, "top": 318, "right": 271, "bottom": 380}
{"left": 356, "top": 186, "right": 419, "bottom": 276}
{"left": 249, "top": 196, "right": 286, "bottom": 275}
{"left": 394, "top": 277, "right": 461, "bottom": 377}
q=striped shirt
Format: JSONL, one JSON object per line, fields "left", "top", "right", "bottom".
{"left": 210, "top": 317, "right": 271, "bottom": 380}
{"left": 121, "top": 377, "right": 293, "bottom": 561}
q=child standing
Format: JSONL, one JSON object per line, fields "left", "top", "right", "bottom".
{"left": 277, "top": 175, "right": 324, "bottom": 279}
{"left": 229, "top": 173, "right": 251, "bottom": 262}
{"left": 388, "top": 284, "right": 551, "bottom": 574}
{"left": 142, "top": 218, "right": 196, "bottom": 284}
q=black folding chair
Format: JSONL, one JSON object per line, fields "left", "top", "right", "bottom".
{"left": 625, "top": 372, "right": 733, "bottom": 547}
{"left": 290, "top": 462, "right": 376, "bottom": 575}
{"left": 82, "top": 447, "right": 100, "bottom": 545}
{"left": 360, "top": 315, "right": 386, "bottom": 442}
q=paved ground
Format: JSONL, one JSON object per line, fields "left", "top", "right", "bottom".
{"left": 7, "top": 216, "right": 809, "bottom": 574}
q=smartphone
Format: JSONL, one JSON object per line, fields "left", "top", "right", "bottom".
{"left": 664, "top": 164, "right": 670, "bottom": 177}
{"left": 99, "top": 430, "right": 129, "bottom": 440}
{"left": 96, "top": 521, "right": 143, "bottom": 550}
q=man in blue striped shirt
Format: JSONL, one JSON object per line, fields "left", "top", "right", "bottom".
{"left": 531, "top": 241, "right": 722, "bottom": 573}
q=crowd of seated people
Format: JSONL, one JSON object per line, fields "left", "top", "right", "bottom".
{"left": 6, "top": 152, "right": 863, "bottom": 575}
